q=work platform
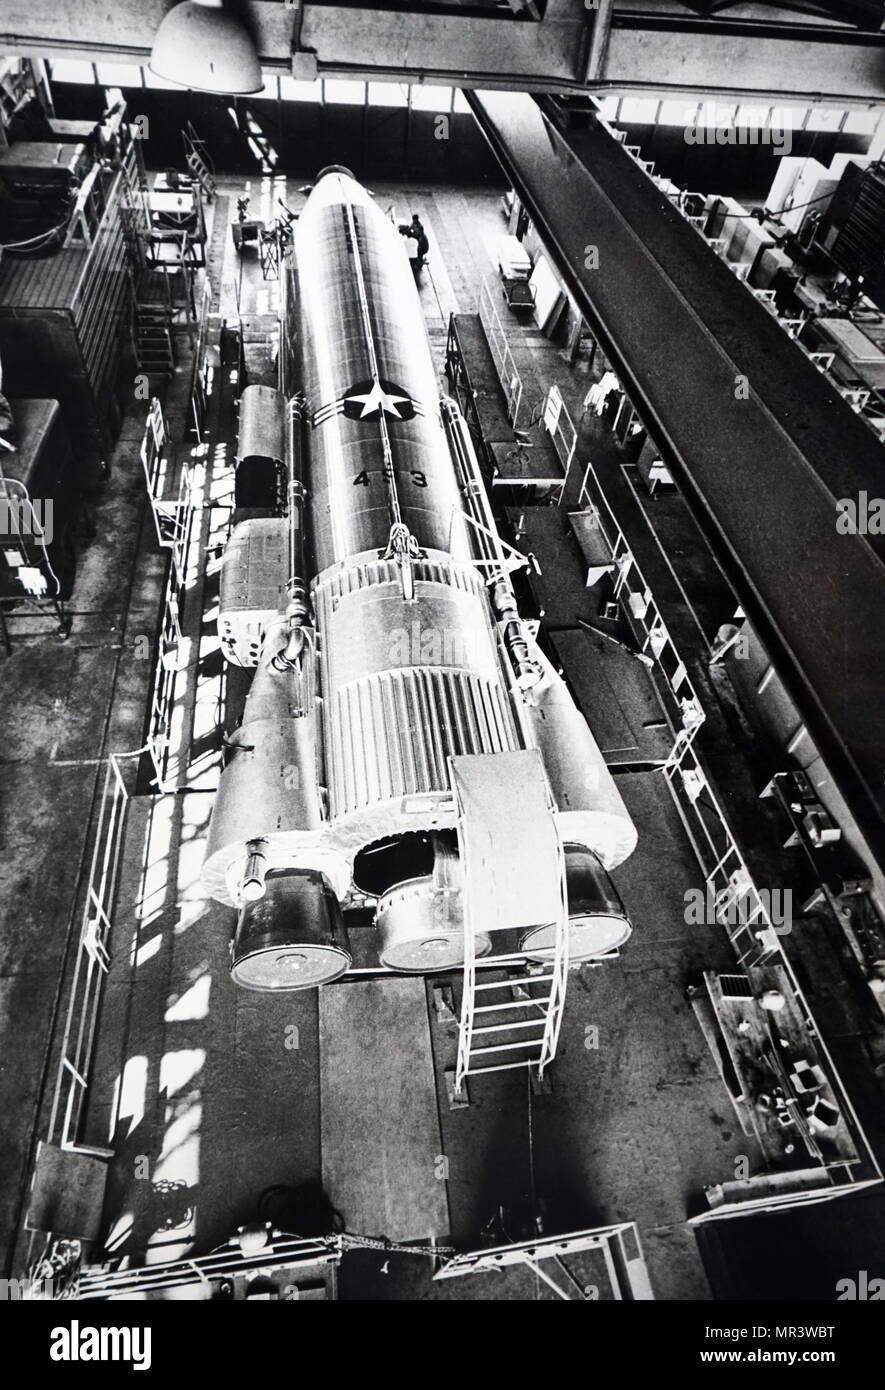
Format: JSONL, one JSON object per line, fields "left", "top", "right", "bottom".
{"left": 446, "top": 312, "right": 562, "bottom": 489}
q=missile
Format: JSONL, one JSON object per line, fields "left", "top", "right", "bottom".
{"left": 201, "top": 167, "right": 638, "bottom": 989}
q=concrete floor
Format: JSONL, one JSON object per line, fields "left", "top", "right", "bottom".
{"left": 2, "top": 172, "right": 884, "bottom": 1299}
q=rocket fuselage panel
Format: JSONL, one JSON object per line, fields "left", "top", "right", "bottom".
{"left": 293, "top": 173, "right": 471, "bottom": 571}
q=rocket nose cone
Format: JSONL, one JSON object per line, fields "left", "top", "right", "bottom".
{"left": 315, "top": 164, "right": 356, "bottom": 182}
{"left": 301, "top": 167, "right": 374, "bottom": 218}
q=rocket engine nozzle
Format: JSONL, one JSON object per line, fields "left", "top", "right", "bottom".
{"left": 231, "top": 869, "right": 351, "bottom": 990}
{"left": 521, "top": 845, "right": 632, "bottom": 961}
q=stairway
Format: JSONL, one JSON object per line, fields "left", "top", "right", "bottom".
{"left": 134, "top": 302, "right": 174, "bottom": 375}
{"left": 456, "top": 950, "right": 568, "bottom": 1085}
{"left": 451, "top": 750, "right": 570, "bottom": 1095}
{"left": 183, "top": 121, "right": 216, "bottom": 202}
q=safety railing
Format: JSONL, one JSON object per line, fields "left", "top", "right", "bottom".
{"left": 144, "top": 465, "right": 195, "bottom": 792}
{"left": 435, "top": 1222, "right": 654, "bottom": 1300}
{"left": 664, "top": 730, "right": 779, "bottom": 968}
{"left": 140, "top": 399, "right": 195, "bottom": 589}
{"left": 576, "top": 457, "right": 780, "bottom": 969}
{"left": 144, "top": 579, "right": 182, "bottom": 793}
{"left": 577, "top": 459, "right": 705, "bottom": 746}
{"left": 540, "top": 384, "right": 577, "bottom": 501}
{"left": 478, "top": 277, "right": 524, "bottom": 429}
{"left": 187, "top": 278, "right": 213, "bottom": 442}
{"left": 47, "top": 753, "right": 134, "bottom": 1151}
{"left": 140, "top": 396, "right": 172, "bottom": 547}
{"left": 840, "top": 385, "right": 871, "bottom": 412}
{"left": 78, "top": 1235, "right": 341, "bottom": 1300}
{"left": 139, "top": 400, "right": 196, "bottom": 789}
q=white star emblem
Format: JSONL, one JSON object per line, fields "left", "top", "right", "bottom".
{"left": 345, "top": 379, "right": 411, "bottom": 420}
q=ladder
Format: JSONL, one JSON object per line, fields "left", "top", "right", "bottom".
{"left": 134, "top": 302, "right": 174, "bottom": 374}
{"left": 183, "top": 121, "right": 216, "bottom": 202}
{"left": 455, "top": 835, "right": 569, "bottom": 1093}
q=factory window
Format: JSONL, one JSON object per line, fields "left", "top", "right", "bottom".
{"left": 49, "top": 59, "right": 95, "bottom": 85}
{"left": 252, "top": 73, "right": 278, "bottom": 100}
{"left": 659, "top": 99, "right": 698, "bottom": 127}
{"left": 774, "top": 106, "right": 808, "bottom": 132}
{"left": 843, "top": 109, "right": 878, "bottom": 135}
{"left": 279, "top": 76, "right": 321, "bottom": 102}
{"left": 697, "top": 101, "right": 738, "bottom": 128}
{"left": 736, "top": 103, "right": 771, "bottom": 131}
{"left": 595, "top": 96, "right": 620, "bottom": 122}
{"left": 618, "top": 97, "right": 658, "bottom": 125}
{"left": 805, "top": 107, "right": 844, "bottom": 132}
{"left": 410, "top": 86, "right": 453, "bottom": 112}
{"left": 322, "top": 80, "right": 366, "bottom": 106}
{"left": 95, "top": 62, "right": 142, "bottom": 88}
{"left": 368, "top": 82, "right": 409, "bottom": 107}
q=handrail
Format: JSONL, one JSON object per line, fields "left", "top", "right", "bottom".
{"left": 478, "top": 277, "right": 525, "bottom": 429}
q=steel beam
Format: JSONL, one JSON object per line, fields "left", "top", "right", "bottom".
{"left": 599, "top": 15, "right": 885, "bottom": 103}
{"left": 466, "top": 89, "right": 885, "bottom": 873}
{"left": 1, "top": 0, "right": 588, "bottom": 91}
{"left": 5, "top": 0, "right": 885, "bottom": 101}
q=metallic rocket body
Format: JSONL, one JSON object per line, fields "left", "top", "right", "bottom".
{"left": 202, "top": 169, "right": 638, "bottom": 989}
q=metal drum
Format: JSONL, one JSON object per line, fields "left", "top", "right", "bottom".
{"left": 377, "top": 876, "right": 492, "bottom": 972}
{"left": 520, "top": 845, "right": 632, "bottom": 962}
{"left": 231, "top": 869, "right": 351, "bottom": 989}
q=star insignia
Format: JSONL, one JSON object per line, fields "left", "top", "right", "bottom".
{"left": 343, "top": 378, "right": 414, "bottom": 422}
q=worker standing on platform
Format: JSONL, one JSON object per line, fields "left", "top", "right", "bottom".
{"left": 402, "top": 213, "right": 429, "bottom": 280}
{"left": 583, "top": 369, "right": 619, "bottom": 420}
{"left": 410, "top": 214, "right": 429, "bottom": 260}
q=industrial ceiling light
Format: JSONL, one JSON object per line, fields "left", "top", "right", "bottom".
{"left": 149, "top": 0, "right": 263, "bottom": 95}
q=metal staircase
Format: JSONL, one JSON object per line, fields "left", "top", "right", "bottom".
{"left": 183, "top": 121, "right": 216, "bottom": 202}
{"left": 134, "top": 301, "right": 174, "bottom": 375}
{"left": 456, "top": 943, "right": 569, "bottom": 1086}
{"left": 118, "top": 137, "right": 151, "bottom": 274}
{"left": 453, "top": 757, "right": 570, "bottom": 1095}
{"left": 134, "top": 268, "right": 179, "bottom": 374}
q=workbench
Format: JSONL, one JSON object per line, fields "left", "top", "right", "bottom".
{"left": 47, "top": 118, "right": 98, "bottom": 144}
{"left": 0, "top": 140, "right": 86, "bottom": 189}
{"left": 497, "top": 234, "right": 532, "bottom": 280}
{"left": 568, "top": 509, "right": 616, "bottom": 587}
{"left": 816, "top": 316, "right": 885, "bottom": 390}
{"left": 446, "top": 313, "right": 513, "bottom": 462}
{"left": 489, "top": 438, "right": 561, "bottom": 488}
{"left": 698, "top": 967, "right": 859, "bottom": 1171}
